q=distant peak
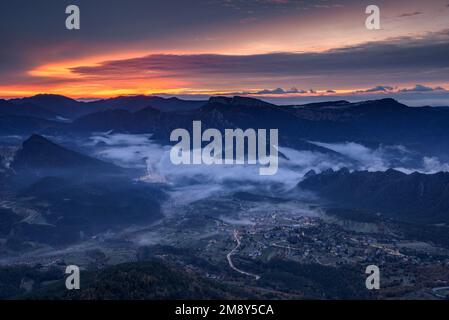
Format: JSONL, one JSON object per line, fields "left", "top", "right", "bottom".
{"left": 135, "top": 105, "right": 161, "bottom": 114}
{"left": 366, "top": 98, "right": 406, "bottom": 107}
{"left": 13, "top": 134, "right": 119, "bottom": 173}
{"left": 33, "top": 93, "right": 65, "bottom": 98}
{"left": 22, "top": 134, "right": 56, "bottom": 148}
{"left": 31, "top": 93, "right": 76, "bottom": 101}
{"left": 301, "top": 100, "right": 350, "bottom": 108}
{"left": 25, "top": 134, "right": 50, "bottom": 143}
{"left": 384, "top": 168, "right": 405, "bottom": 176}
{"left": 208, "top": 96, "right": 275, "bottom": 107}
{"left": 377, "top": 98, "right": 401, "bottom": 104}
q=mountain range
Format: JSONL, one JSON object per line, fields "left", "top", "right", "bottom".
{"left": 3, "top": 94, "right": 449, "bottom": 238}
{"left": 3, "top": 95, "right": 449, "bottom": 159}
{"left": 0, "top": 99, "right": 59, "bottom": 120}
{"left": 8, "top": 94, "right": 206, "bottom": 119}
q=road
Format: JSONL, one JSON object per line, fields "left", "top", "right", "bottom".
{"left": 226, "top": 229, "right": 261, "bottom": 280}
{"left": 432, "top": 286, "right": 449, "bottom": 299}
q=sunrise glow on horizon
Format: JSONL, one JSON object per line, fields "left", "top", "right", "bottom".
{"left": 1, "top": 0, "right": 449, "bottom": 104}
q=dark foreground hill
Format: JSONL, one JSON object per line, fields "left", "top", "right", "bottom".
{"left": 1, "top": 249, "right": 371, "bottom": 299}
{"left": 0, "top": 259, "right": 242, "bottom": 299}
{"left": 10, "top": 176, "right": 164, "bottom": 245}
{"left": 28, "top": 260, "right": 242, "bottom": 300}
{"left": 299, "top": 168, "right": 449, "bottom": 224}
{"left": 10, "top": 134, "right": 120, "bottom": 181}
{"left": 2, "top": 135, "right": 164, "bottom": 246}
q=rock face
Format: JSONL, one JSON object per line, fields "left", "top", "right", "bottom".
{"left": 67, "top": 97, "right": 449, "bottom": 155}
{"left": 299, "top": 168, "right": 449, "bottom": 224}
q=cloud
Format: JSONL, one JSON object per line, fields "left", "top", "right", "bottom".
{"left": 310, "top": 141, "right": 449, "bottom": 174}
{"left": 254, "top": 87, "right": 307, "bottom": 95}
{"left": 1, "top": 0, "right": 448, "bottom": 101}
{"left": 81, "top": 132, "right": 449, "bottom": 205}
{"left": 398, "top": 11, "right": 423, "bottom": 17}
{"left": 423, "top": 157, "right": 449, "bottom": 173}
{"left": 84, "top": 132, "right": 352, "bottom": 203}
{"left": 399, "top": 84, "right": 446, "bottom": 92}
{"left": 358, "top": 85, "right": 395, "bottom": 93}
{"left": 86, "top": 133, "right": 168, "bottom": 169}
{"left": 69, "top": 29, "right": 449, "bottom": 91}
{"left": 310, "top": 141, "right": 390, "bottom": 171}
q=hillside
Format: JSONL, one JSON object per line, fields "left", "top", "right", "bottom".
{"left": 299, "top": 168, "right": 449, "bottom": 224}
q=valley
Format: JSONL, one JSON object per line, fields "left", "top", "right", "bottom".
{"left": 1, "top": 95, "right": 449, "bottom": 300}
{"left": 1, "top": 189, "right": 448, "bottom": 299}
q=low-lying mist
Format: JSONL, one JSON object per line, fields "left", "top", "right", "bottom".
{"left": 82, "top": 133, "right": 449, "bottom": 204}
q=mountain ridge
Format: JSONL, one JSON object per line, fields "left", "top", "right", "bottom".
{"left": 8, "top": 94, "right": 207, "bottom": 118}
{"left": 299, "top": 168, "right": 449, "bottom": 224}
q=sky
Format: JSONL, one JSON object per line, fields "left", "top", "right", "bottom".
{"left": 1, "top": 0, "right": 449, "bottom": 105}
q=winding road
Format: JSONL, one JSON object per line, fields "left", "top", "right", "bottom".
{"left": 226, "top": 229, "right": 261, "bottom": 280}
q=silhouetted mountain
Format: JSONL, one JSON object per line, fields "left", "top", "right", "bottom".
{"left": 70, "top": 106, "right": 178, "bottom": 137}
{"left": 11, "top": 134, "right": 120, "bottom": 179}
{"left": 8, "top": 94, "right": 206, "bottom": 119}
{"left": 0, "top": 115, "right": 65, "bottom": 136}
{"left": 198, "top": 98, "right": 415, "bottom": 144}
{"left": 207, "top": 96, "right": 277, "bottom": 108}
{"left": 299, "top": 168, "right": 449, "bottom": 224}
{"left": 286, "top": 100, "right": 351, "bottom": 110}
{"left": 71, "top": 109, "right": 135, "bottom": 132}
{"left": 6, "top": 95, "right": 449, "bottom": 159}
{"left": 10, "top": 94, "right": 84, "bottom": 118}
{"left": 197, "top": 96, "right": 350, "bottom": 152}
{"left": 0, "top": 135, "right": 165, "bottom": 246}
{"left": 299, "top": 98, "right": 407, "bottom": 112}
{"left": 200, "top": 96, "right": 288, "bottom": 127}
{"left": 88, "top": 95, "right": 206, "bottom": 113}
{"left": 70, "top": 96, "right": 341, "bottom": 154}
{"left": 0, "top": 99, "right": 59, "bottom": 120}
{"left": 290, "top": 98, "right": 449, "bottom": 152}
{"left": 70, "top": 95, "right": 446, "bottom": 157}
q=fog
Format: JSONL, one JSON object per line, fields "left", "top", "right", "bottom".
{"left": 83, "top": 133, "right": 449, "bottom": 204}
